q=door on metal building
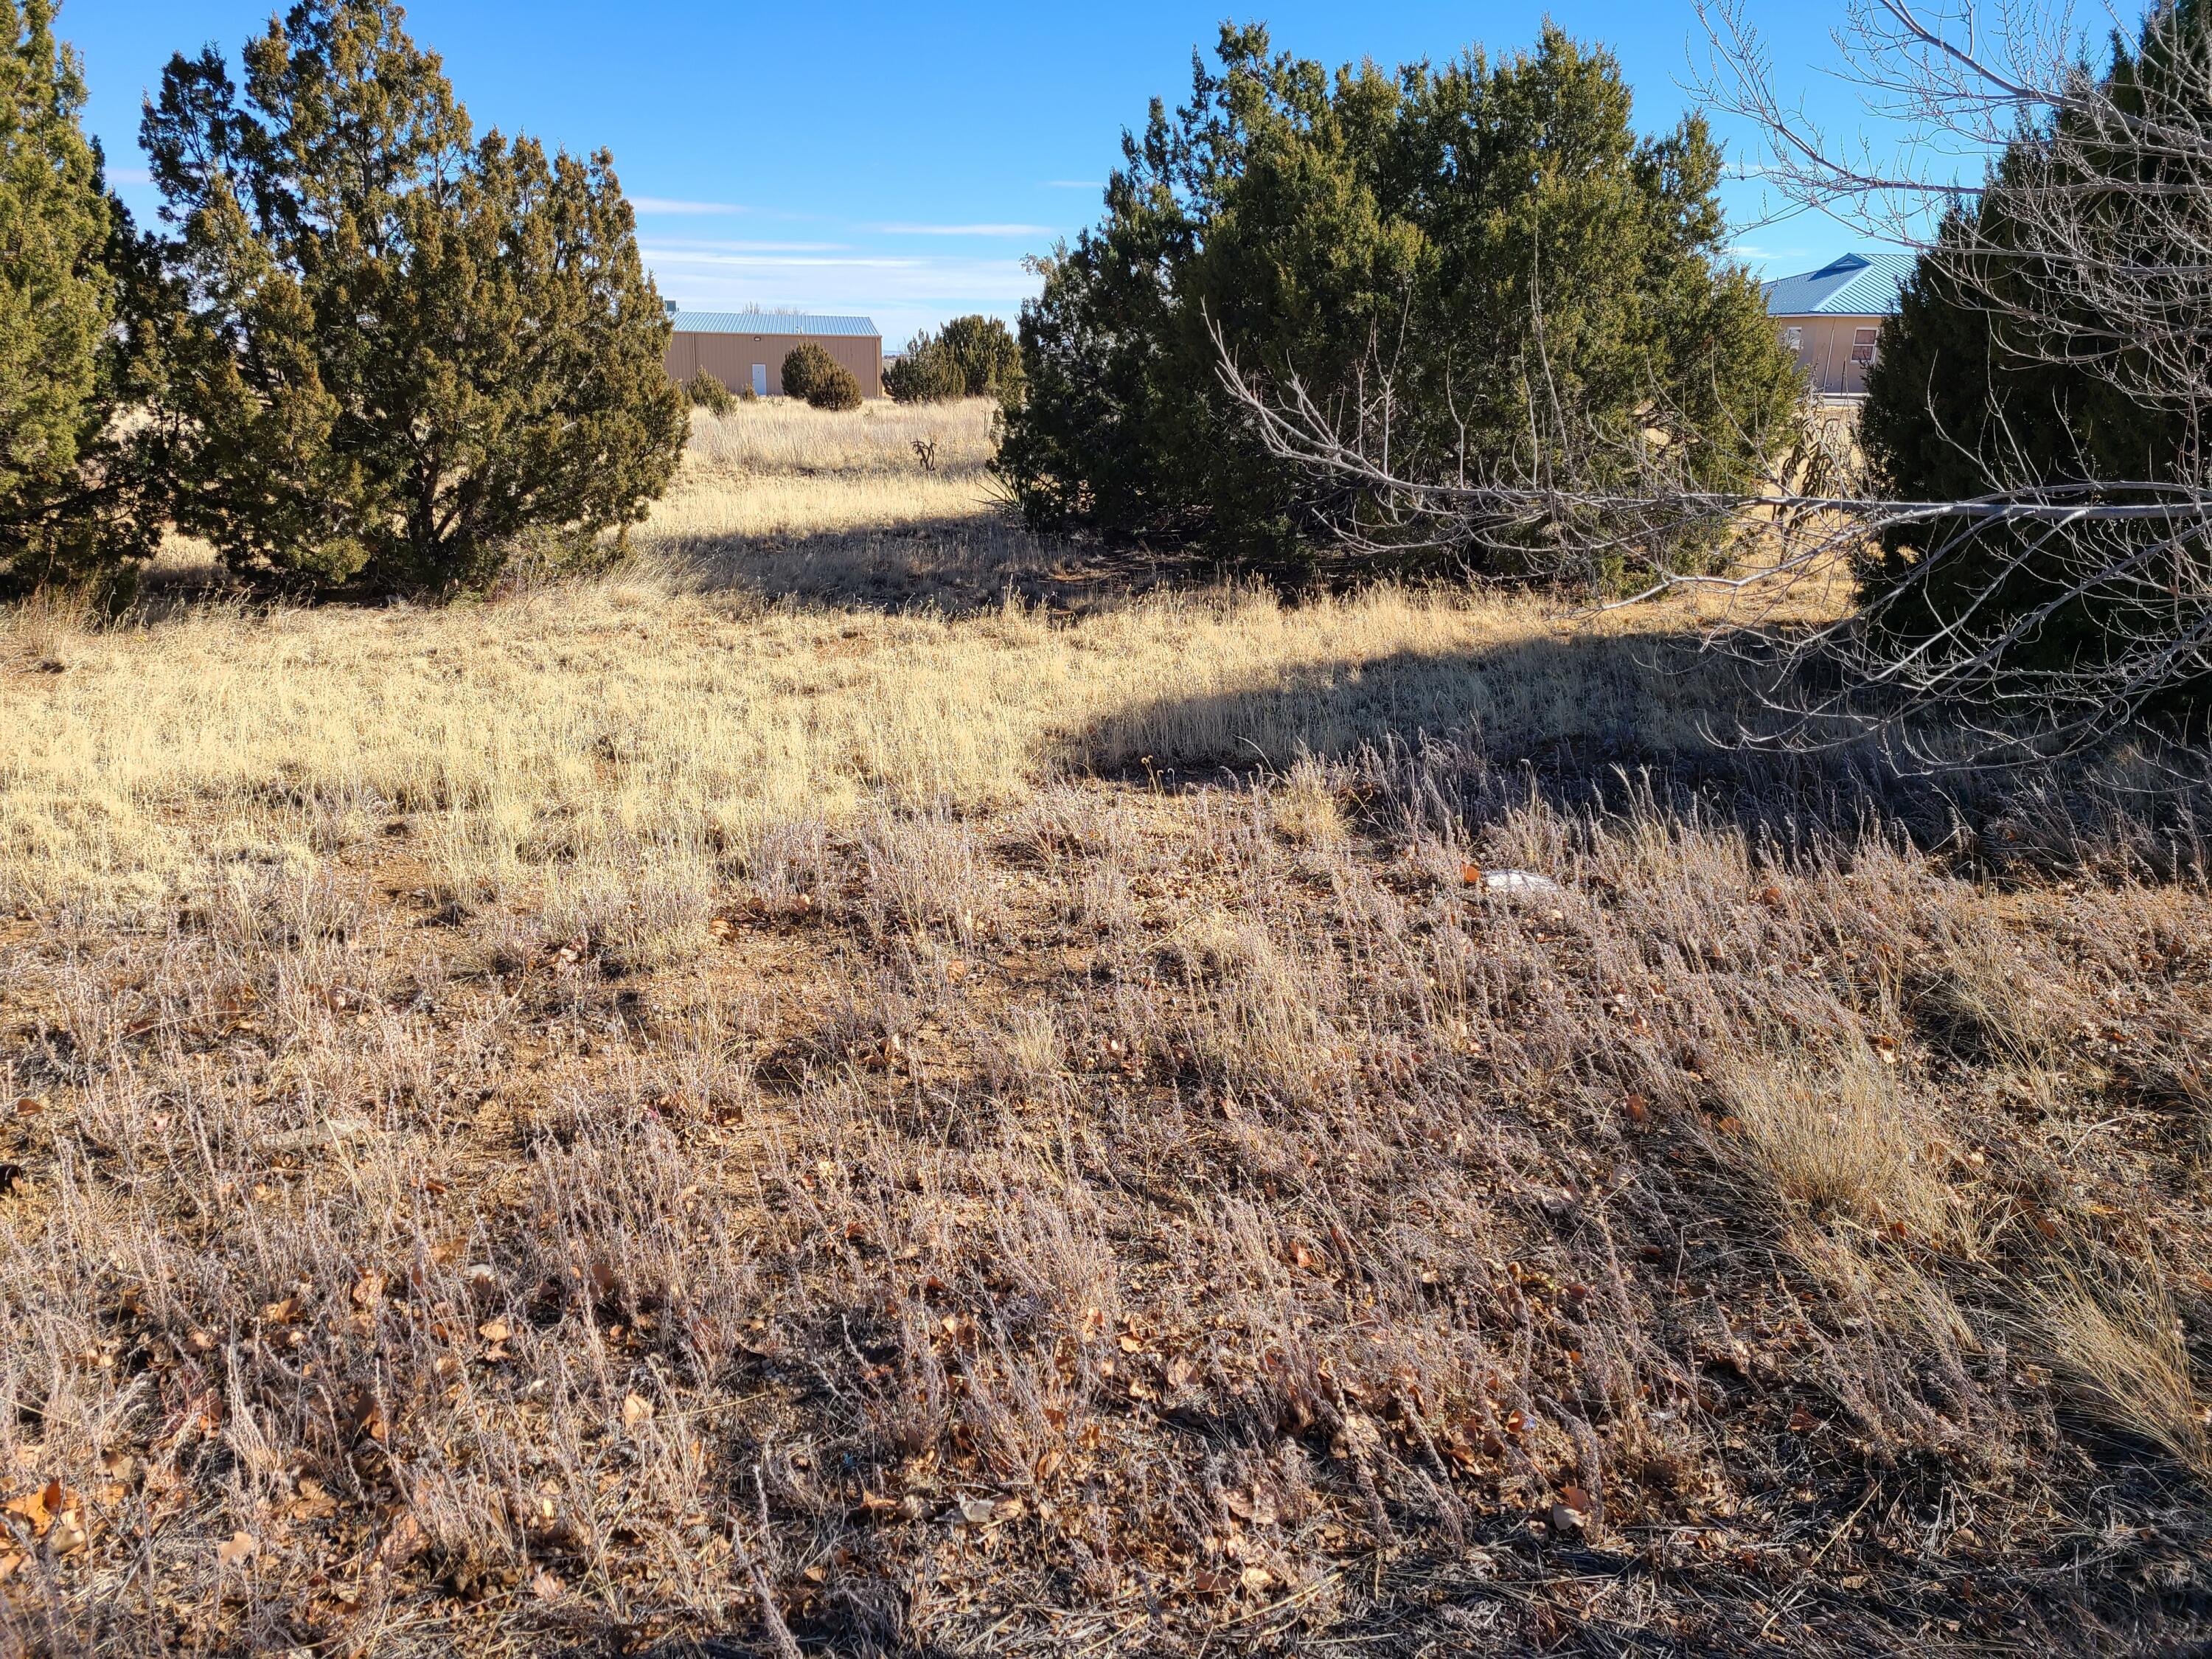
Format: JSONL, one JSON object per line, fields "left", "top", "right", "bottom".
{"left": 752, "top": 364, "right": 768, "bottom": 397}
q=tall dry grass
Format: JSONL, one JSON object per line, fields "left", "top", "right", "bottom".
{"left": 1, "top": 402, "right": 2208, "bottom": 1658}
{"left": 684, "top": 396, "right": 999, "bottom": 476}
{"left": 640, "top": 397, "right": 1004, "bottom": 546}
{"left": 0, "top": 566, "right": 1691, "bottom": 919}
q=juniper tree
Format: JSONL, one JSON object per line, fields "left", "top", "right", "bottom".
{"left": 686, "top": 371, "right": 734, "bottom": 414}
{"left": 780, "top": 341, "right": 834, "bottom": 403}
{"left": 803, "top": 359, "right": 862, "bottom": 411}
{"left": 887, "top": 315, "right": 1022, "bottom": 403}
{"left": 142, "top": 0, "right": 685, "bottom": 596}
{"left": 1228, "top": 0, "right": 2212, "bottom": 758}
{"left": 0, "top": 0, "right": 164, "bottom": 601}
{"left": 938, "top": 315, "right": 1021, "bottom": 400}
{"left": 995, "top": 24, "right": 1798, "bottom": 582}
{"left": 1856, "top": 0, "right": 2212, "bottom": 714}
{"left": 884, "top": 337, "right": 966, "bottom": 403}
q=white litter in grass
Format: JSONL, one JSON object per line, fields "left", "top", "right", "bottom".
{"left": 1481, "top": 869, "right": 1562, "bottom": 894}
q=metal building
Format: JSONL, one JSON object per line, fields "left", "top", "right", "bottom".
{"left": 1761, "top": 252, "right": 1913, "bottom": 403}
{"left": 664, "top": 310, "right": 883, "bottom": 399}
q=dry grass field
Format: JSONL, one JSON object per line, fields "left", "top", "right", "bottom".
{"left": 1, "top": 398, "right": 2208, "bottom": 1657}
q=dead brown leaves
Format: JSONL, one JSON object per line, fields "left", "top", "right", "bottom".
{"left": 4, "top": 1479, "right": 87, "bottom": 1562}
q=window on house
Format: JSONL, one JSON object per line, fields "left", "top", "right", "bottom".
{"left": 1781, "top": 325, "right": 1804, "bottom": 352}
{"left": 1850, "top": 327, "right": 1879, "bottom": 364}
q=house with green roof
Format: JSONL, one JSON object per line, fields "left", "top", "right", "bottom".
{"left": 1761, "top": 252, "right": 1913, "bottom": 403}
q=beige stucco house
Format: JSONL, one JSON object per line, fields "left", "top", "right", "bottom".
{"left": 1761, "top": 252, "right": 1912, "bottom": 403}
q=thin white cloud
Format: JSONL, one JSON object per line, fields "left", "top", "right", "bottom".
{"left": 644, "top": 237, "right": 850, "bottom": 254}
{"left": 106, "top": 165, "right": 154, "bottom": 186}
{"left": 877, "top": 222, "right": 1056, "bottom": 238}
{"left": 643, "top": 248, "right": 928, "bottom": 270}
{"left": 631, "top": 197, "right": 749, "bottom": 215}
{"left": 644, "top": 245, "right": 1042, "bottom": 317}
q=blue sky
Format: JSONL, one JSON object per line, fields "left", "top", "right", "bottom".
{"left": 67, "top": 0, "right": 1869, "bottom": 345}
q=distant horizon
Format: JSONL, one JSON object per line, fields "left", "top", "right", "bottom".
{"left": 68, "top": 0, "right": 1919, "bottom": 342}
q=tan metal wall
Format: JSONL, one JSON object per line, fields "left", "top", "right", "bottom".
{"left": 1775, "top": 313, "right": 1886, "bottom": 399}
{"left": 666, "top": 330, "right": 884, "bottom": 398}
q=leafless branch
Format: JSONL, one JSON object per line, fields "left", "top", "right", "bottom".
{"left": 1217, "top": 0, "right": 2212, "bottom": 764}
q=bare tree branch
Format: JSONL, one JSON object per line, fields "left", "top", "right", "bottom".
{"left": 1217, "top": 0, "right": 2212, "bottom": 765}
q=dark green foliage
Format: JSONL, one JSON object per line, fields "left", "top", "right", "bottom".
{"left": 804, "top": 359, "right": 862, "bottom": 412}
{"left": 141, "top": 0, "right": 686, "bottom": 597}
{"left": 940, "top": 315, "right": 1022, "bottom": 400}
{"left": 1860, "top": 2, "right": 2210, "bottom": 698}
{"left": 885, "top": 346, "right": 964, "bottom": 404}
{"left": 687, "top": 370, "right": 734, "bottom": 415}
{"left": 0, "top": 1, "right": 167, "bottom": 602}
{"left": 780, "top": 341, "right": 835, "bottom": 403}
{"left": 886, "top": 315, "right": 1022, "bottom": 403}
{"left": 995, "top": 24, "right": 1800, "bottom": 582}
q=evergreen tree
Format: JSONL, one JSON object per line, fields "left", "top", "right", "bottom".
{"left": 946, "top": 315, "right": 1020, "bottom": 398}
{"left": 686, "top": 370, "right": 733, "bottom": 414}
{"left": 780, "top": 341, "right": 834, "bottom": 403}
{"left": 884, "top": 336, "right": 967, "bottom": 403}
{"left": 996, "top": 25, "right": 1798, "bottom": 582}
{"left": 142, "top": 0, "right": 685, "bottom": 596}
{"left": 0, "top": 0, "right": 164, "bottom": 601}
{"left": 802, "top": 359, "right": 862, "bottom": 411}
{"left": 1859, "top": 1, "right": 2209, "bottom": 695}
{"left": 886, "top": 316, "right": 1022, "bottom": 404}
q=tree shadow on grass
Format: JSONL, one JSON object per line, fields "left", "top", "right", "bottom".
{"left": 647, "top": 512, "right": 1215, "bottom": 620}
{"left": 1063, "top": 627, "right": 2212, "bottom": 882}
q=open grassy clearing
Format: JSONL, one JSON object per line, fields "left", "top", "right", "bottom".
{"left": 646, "top": 400, "right": 1012, "bottom": 548}
{"left": 1, "top": 401, "right": 2208, "bottom": 1656}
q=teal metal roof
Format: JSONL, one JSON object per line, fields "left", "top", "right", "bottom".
{"left": 668, "top": 310, "right": 879, "bottom": 338}
{"left": 1761, "top": 252, "right": 1913, "bottom": 318}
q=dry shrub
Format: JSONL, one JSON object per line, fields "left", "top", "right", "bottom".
{"left": 1717, "top": 1051, "right": 1957, "bottom": 1239}
{"left": 858, "top": 807, "right": 1003, "bottom": 949}
{"left": 538, "top": 834, "right": 714, "bottom": 973}
{"left": 986, "top": 1004, "right": 1065, "bottom": 1101}
{"left": 1270, "top": 756, "right": 1347, "bottom": 849}
{"left": 683, "top": 394, "right": 997, "bottom": 476}
{"left": 1, "top": 584, "right": 96, "bottom": 669}
{"left": 1161, "top": 909, "right": 1345, "bottom": 1107}
{"left": 2031, "top": 1270, "right": 2211, "bottom": 1478}
{"left": 6, "top": 745, "right": 2212, "bottom": 1654}
{"left": 1915, "top": 922, "right": 2080, "bottom": 1063}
